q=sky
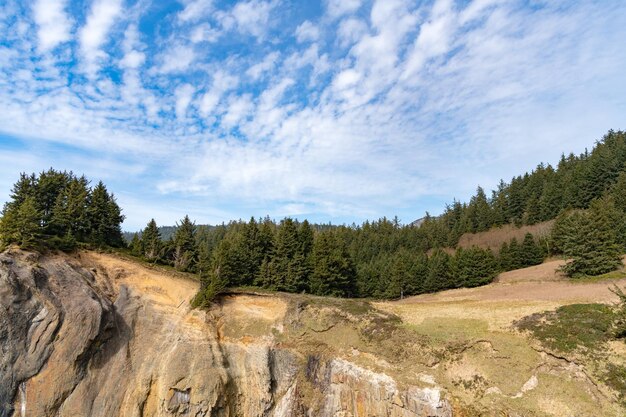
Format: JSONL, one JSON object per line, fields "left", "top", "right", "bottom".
{"left": 0, "top": 0, "right": 625, "bottom": 231}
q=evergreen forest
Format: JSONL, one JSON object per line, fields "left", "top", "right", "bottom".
{"left": 2, "top": 130, "right": 626, "bottom": 304}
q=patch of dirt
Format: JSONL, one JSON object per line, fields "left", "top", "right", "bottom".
{"left": 81, "top": 252, "right": 199, "bottom": 311}
{"left": 496, "top": 258, "right": 568, "bottom": 283}
{"left": 457, "top": 220, "right": 554, "bottom": 252}
{"left": 220, "top": 294, "right": 287, "bottom": 323}
{"left": 394, "top": 260, "right": 625, "bottom": 305}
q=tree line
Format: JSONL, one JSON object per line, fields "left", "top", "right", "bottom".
{"left": 2, "top": 130, "right": 625, "bottom": 303}
{"left": 0, "top": 169, "right": 125, "bottom": 249}
{"left": 129, "top": 214, "right": 547, "bottom": 305}
{"left": 420, "top": 130, "right": 626, "bottom": 248}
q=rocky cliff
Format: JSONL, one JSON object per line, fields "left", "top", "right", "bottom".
{"left": 0, "top": 249, "right": 452, "bottom": 417}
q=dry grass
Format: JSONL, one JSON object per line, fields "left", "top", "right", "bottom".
{"left": 457, "top": 220, "right": 554, "bottom": 252}
{"left": 81, "top": 251, "right": 199, "bottom": 311}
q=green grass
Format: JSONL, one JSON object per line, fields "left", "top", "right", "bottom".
{"left": 515, "top": 303, "right": 616, "bottom": 353}
{"left": 603, "top": 363, "right": 626, "bottom": 403}
{"left": 571, "top": 268, "right": 626, "bottom": 283}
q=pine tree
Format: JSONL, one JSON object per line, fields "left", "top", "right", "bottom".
{"left": 272, "top": 218, "right": 302, "bottom": 291}
{"left": 129, "top": 233, "right": 142, "bottom": 256}
{"left": 172, "top": 215, "right": 197, "bottom": 271}
{"left": 142, "top": 219, "right": 162, "bottom": 261}
{"left": 50, "top": 176, "right": 90, "bottom": 240}
{"left": 0, "top": 197, "right": 42, "bottom": 247}
{"left": 610, "top": 172, "right": 626, "bottom": 249}
{"left": 388, "top": 248, "right": 426, "bottom": 299}
{"left": 192, "top": 241, "right": 229, "bottom": 308}
{"left": 424, "top": 249, "right": 451, "bottom": 292}
{"left": 563, "top": 197, "right": 623, "bottom": 277}
{"left": 87, "top": 181, "right": 125, "bottom": 247}
{"left": 454, "top": 247, "right": 498, "bottom": 287}
{"left": 498, "top": 241, "right": 513, "bottom": 271}
{"left": 299, "top": 220, "right": 314, "bottom": 256}
{"left": 310, "top": 231, "right": 356, "bottom": 297}
{"left": 35, "top": 169, "right": 71, "bottom": 229}
{"left": 508, "top": 237, "right": 522, "bottom": 270}
{"left": 539, "top": 180, "right": 562, "bottom": 221}
{"left": 520, "top": 233, "right": 544, "bottom": 267}
{"left": 3, "top": 173, "right": 36, "bottom": 213}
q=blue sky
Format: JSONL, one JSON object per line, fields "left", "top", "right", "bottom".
{"left": 0, "top": 0, "right": 625, "bottom": 231}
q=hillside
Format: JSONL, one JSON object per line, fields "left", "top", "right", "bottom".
{"left": 456, "top": 220, "right": 555, "bottom": 252}
{"left": 1, "top": 249, "right": 625, "bottom": 416}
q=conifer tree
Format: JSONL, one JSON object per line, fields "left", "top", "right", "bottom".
{"left": 563, "top": 197, "right": 623, "bottom": 276}
{"left": 310, "top": 231, "right": 356, "bottom": 297}
{"left": 551, "top": 210, "right": 584, "bottom": 255}
{"left": 0, "top": 197, "right": 42, "bottom": 247}
{"left": 129, "top": 233, "right": 142, "bottom": 256}
{"left": 35, "top": 169, "right": 71, "bottom": 229}
{"left": 508, "top": 237, "right": 522, "bottom": 270}
{"left": 272, "top": 218, "right": 304, "bottom": 291}
{"left": 520, "top": 233, "right": 544, "bottom": 267}
{"left": 498, "top": 241, "right": 513, "bottom": 271}
{"left": 3, "top": 173, "right": 36, "bottom": 213}
{"left": 142, "top": 219, "right": 162, "bottom": 261}
{"left": 172, "top": 215, "right": 197, "bottom": 271}
{"left": 424, "top": 249, "right": 451, "bottom": 292}
{"left": 454, "top": 246, "right": 498, "bottom": 287}
{"left": 299, "top": 220, "right": 314, "bottom": 256}
{"left": 50, "top": 176, "right": 90, "bottom": 240}
{"left": 388, "top": 248, "right": 426, "bottom": 299}
{"left": 192, "top": 242, "right": 229, "bottom": 308}
{"left": 87, "top": 181, "right": 125, "bottom": 247}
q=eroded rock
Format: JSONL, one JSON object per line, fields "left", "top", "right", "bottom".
{"left": 0, "top": 250, "right": 452, "bottom": 417}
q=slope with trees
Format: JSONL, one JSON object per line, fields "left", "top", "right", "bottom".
{"left": 0, "top": 169, "right": 125, "bottom": 249}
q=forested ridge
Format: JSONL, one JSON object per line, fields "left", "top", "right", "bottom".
{"left": 2, "top": 130, "right": 626, "bottom": 303}
{"left": 0, "top": 170, "right": 125, "bottom": 249}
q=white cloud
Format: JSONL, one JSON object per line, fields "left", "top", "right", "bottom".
{"left": 246, "top": 51, "right": 280, "bottom": 80}
{"left": 2, "top": 0, "right": 626, "bottom": 226}
{"left": 32, "top": 0, "right": 72, "bottom": 52}
{"left": 326, "top": 0, "right": 363, "bottom": 19}
{"left": 295, "top": 20, "right": 319, "bottom": 43}
{"left": 220, "top": 0, "right": 276, "bottom": 39}
{"left": 337, "top": 18, "right": 368, "bottom": 48}
{"left": 158, "top": 45, "right": 195, "bottom": 73}
{"left": 178, "top": 0, "right": 213, "bottom": 22}
{"left": 120, "top": 50, "right": 145, "bottom": 68}
{"left": 222, "top": 94, "right": 253, "bottom": 127}
{"left": 403, "top": 0, "right": 456, "bottom": 78}
{"left": 190, "top": 23, "right": 220, "bottom": 43}
{"left": 175, "top": 84, "right": 196, "bottom": 119}
{"left": 333, "top": 69, "right": 361, "bottom": 90}
{"left": 119, "top": 24, "right": 145, "bottom": 69}
{"left": 79, "top": 0, "right": 123, "bottom": 76}
{"left": 199, "top": 71, "right": 239, "bottom": 116}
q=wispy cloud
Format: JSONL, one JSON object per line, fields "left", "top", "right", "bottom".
{"left": 32, "top": 0, "right": 72, "bottom": 52}
{"left": 0, "top": 0, "right": 625, "bottom": 229}
{"left": 79, "top": 0, "right": 123, "bottom": 76}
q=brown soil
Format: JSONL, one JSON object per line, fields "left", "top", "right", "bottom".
{"left": 457, "top": 220, "right": 554, "bottom": 252}
{"left": 397, "top": 258, "right": 625, "bottom": 305}
{"left": 377, "top": 258, "right": 626, "bottom": 331}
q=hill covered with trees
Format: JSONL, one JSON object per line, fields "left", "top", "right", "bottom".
{"left": 120, "top": 131, "right": 626, "bottom": 305}
{"left": 2, "top": 131, "right": 626, "bottom": 304}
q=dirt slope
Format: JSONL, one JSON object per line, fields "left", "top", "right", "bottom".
{"left": 375, "top": 259, "right": 626, "bottom": 416}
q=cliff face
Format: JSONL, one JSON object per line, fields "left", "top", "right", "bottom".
{"left": 0, "top": 249, "right": 451, "bottom": 417}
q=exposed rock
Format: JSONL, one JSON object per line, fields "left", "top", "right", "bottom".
{"left": 0, "top": 250, "right": 452, "bottom": 417}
